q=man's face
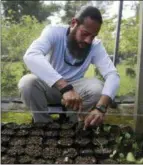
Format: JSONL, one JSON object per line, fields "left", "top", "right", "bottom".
{"left": 67, "top": 17, "right": 101, "bottom": 59}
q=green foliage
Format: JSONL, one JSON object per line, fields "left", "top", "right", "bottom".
{"left": 61, "top": 0, "right": 89, "bottom": 24}
{"left": 2, "top": 15, "right": 45, "bottom": 61}
{"left": 119, "top": 17, "right": 139, "bottom": 58}
{"left": 1, "top": 14, "right": 46, "bottom": 96}
{"left": 2, "top": 1, "right": 61, "bottom": 22}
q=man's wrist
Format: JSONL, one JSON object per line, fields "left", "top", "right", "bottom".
{"left": 53, "top": 78, "right": 68, "bottom": 90}
{"left": 60, "top": 84, "right": 74, "bottom": 95}
{"left": 95, "top": 104, "right": 107, "bottom": 113}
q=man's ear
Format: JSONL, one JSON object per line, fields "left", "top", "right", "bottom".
{"left": 70, "top": 18, "right": 78, "bottom": 29}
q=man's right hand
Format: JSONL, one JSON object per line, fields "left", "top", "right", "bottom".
{"left": 61, "top": 90, "right": 83, "bottom": 111}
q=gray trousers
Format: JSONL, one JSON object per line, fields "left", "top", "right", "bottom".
{"left": 18, "top": 74, "right": 104, "bottom": 123}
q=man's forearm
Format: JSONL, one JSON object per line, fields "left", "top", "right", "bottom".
{"left": 53, "top": 78, "right": 69, "bottom": 90}
{"left": 96, "top": 95, "right": 112, "bottom": 108}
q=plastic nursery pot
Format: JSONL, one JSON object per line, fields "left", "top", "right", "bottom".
{"left": 75, "top": 156, "right": 97, "bottom": 164}
{"left": 58, "top": 138, "right": 74, "bottom": 148}
{"left": 62, "top": 148, "right": 78, "bottom": 159}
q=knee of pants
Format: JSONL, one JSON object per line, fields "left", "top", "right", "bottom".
{"left": 18, "top": 74, "right": 38, "bottom": 105}
{"left": 84, "top": 80, "right": 103, "bottom": 98}
{"left": 82, "top": 79, "right": 104, "bottom": 107}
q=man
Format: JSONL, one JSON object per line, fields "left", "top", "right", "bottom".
{"left": 18, "top": 6, "right": 120, "bottom": 129}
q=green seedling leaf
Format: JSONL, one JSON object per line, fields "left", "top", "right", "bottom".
{"left": 119, "top": 153, "right": 125, "bottom": 158}
{"left": 103, "top": 125, "right": 111, "bottom": 132}
{"left": 136, "top": 158, "right": 143, "bottom": 164}
{"left": 116, "top": 136, "right": 123, "bottom": 144}
{"left": 126, "top": 152, "right": 136, "bottom": 162}
{"left": 110, "top": 150, "right": 117, "bottom": 158}
{"left": 125, "top": 132, "right": 131, "bottom": 139}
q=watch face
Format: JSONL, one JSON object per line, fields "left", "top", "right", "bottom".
{"left": 96, "top": 105, "right": 107, "bottom": 113}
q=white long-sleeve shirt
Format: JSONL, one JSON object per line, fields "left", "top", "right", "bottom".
{"left": 23, "top": 25, "right": 120, "bottom": 100}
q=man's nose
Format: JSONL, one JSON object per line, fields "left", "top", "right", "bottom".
{"left": 84, "top": 36, "right": 93, "bottom": 44}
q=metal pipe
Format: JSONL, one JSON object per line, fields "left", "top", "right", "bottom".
{"left": 113, "top": 0, "right": 123, "bottom": 66}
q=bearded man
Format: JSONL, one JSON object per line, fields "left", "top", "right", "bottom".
{"left": 18, "top": 6, "right": 120, "bottom": 129}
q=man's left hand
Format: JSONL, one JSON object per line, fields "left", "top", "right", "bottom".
{"left": 84, "top": 109, "right": 105, "bottom": 129}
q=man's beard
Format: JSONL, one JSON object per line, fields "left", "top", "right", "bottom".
{"left": 67, "top": 28, "right": 92, "bottom": 60}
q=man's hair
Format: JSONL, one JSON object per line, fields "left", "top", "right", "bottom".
{"left": 75, "top": 5, "right": 103, "bottom": 24}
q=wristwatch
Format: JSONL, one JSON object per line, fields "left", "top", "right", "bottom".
{"left": 95, "top": 105, "right": 107, "bottom": 113}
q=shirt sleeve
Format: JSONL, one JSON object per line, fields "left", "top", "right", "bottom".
{"left": 91, "top": 41, "right": 120, "bottom": 100}
{"left": 23, "top": 26, "right": 63, "bottom": 87}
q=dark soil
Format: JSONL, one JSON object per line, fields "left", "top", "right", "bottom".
{"left": 19, "top": 123, "right": 33, "bottom": 129}
{"left": 1, "top": 135, "right": 11, "bottom": 146}
{"left": 33, "top": 122, "right": 47, "bottom": 129}
{"left": 1, "top": 146, "right": 7, "bottom": 154}
{"left": 45, "top": 130, "right": 59, "bottom": 137}
{"left": 58, "top": 138, "right": 73, "bottom": 147}
{"left": 94, "top": 147, "right": 112, "bottom": 159}
{"left": 1, "top": 122, "right": 143, "bottom": 164}
{"left": 16, "top": 129, "right": 29, "bottom": 136}
{"left": 44, "top": 138, "right": 58, "bottom": 147}
{"left": 18, "top": 155, "right": 31, "bottom": 164}
{"left": 61, "top": 122, "right": 75, "bottom": 130}
{"left": 75, "top": 137, "right": 90, "bottom": 147}
{"left": 92, "top": 137, "right": 109, "bottom": 147}
{"left": 75, "top": 156, "right": 97, "bottom": 164}
{"left": 31, "top": 158, "right": 46, "bottom": 164}
{"left": 43, "top": 147, "right": 62, "bottom": 159}
{"left": 4, "top": 122, "right": 19, "bottom": 130}
{"left": 25, "top": 144, "right": 42, "bottom": 157}
{"left": 62, "top": 148, "right": 78, "bottom": 158}
{"left": 48, "top": 122, "right": 60, "bottom": 130}
{"left": 1, "top": 155, "right": 16, "bottom": 164}
{"left": 7, "top": 146, "right": 25, "bottom": 156}
{"left": 55, "top": 157, "right": 73, "bottom": 164}
{"left": 30, "top": 128, "right": 44, "bottom": 136}
{"left": 26, "top": 136, "right": 43, "bottom": 145}
{"left": 79, "top": 148, "right": 94, "bottom": 156}
{"left": 60, "top": 129, "right": 75, "bottom": 138}
{"left": 99, "top": 158, "right": 118, "bottom": 164}
{"left": 1, "top": 128, "right": 15, "bottom": 136}
{"left": 9, "top": 137, "right": 26, "bottom": 146}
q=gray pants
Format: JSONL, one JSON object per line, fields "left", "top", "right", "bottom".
{"left": 18, "top": 74, "right": 104, "bottom": 123}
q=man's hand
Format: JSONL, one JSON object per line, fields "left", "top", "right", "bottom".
{"left": 61, "top": 90, "right": 82, "bottom": 111}
{"left": 84, "top": 109, "right": 105, "bottom": 129}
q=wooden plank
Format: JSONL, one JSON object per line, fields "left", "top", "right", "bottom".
{"left": 134, "top": 1, "right": 143, "bottom": 134}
